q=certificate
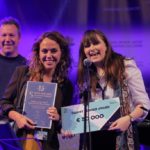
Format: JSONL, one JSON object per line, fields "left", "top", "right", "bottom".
{"left": 61, "top": 97, "right": 120, "bottom": 134}
{"left": 23, "top": 81, "right": 57, "bottom": 129}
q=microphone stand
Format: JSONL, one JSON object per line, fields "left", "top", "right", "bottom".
{"left": 82, "top": 64, "right": 91, "bottom": 150}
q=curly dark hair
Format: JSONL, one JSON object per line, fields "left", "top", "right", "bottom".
{"left": 29, "top": 31, "right": 72, "bottom": 83}
{"left": 77, "top": 29, "right": 128, "bottom": 92}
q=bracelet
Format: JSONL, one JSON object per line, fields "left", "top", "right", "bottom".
{"left": 128, "top": 114, "right": 134, "bottom": 123}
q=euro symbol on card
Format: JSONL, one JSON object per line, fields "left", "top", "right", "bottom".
{"left": 76, "top": 118, "right": 80, "bottom": 122}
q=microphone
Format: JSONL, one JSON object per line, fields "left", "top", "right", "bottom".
{"left": 83, "top": 58, "right": 92, "bottom": 67}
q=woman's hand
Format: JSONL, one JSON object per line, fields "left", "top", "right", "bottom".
{"left": 61, "top": 129, "right": 75, "bottom": 139}
{"left": 8, "top": 110, "right": 36, "bottom": 129}
{"left": 108, "top": 115, "right": 131, "bottom": 132}
{"left": 47, "top": 106, "right": 60, "bottom": 121}
{"left": 15, "top": 115, "right": 36, "bottom": 129}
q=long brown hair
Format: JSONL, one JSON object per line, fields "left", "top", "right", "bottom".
{"left": 77, "top": 29, "right": 126, "bottom": 92}
{"left": 29, "top": 31, "right": 72, "bottom": 83}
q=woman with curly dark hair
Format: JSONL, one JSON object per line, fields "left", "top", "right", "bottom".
{"left": 77, "top": 29, "right": 150, "bottom": 150}
{"left": 0, "top": 31, "right": 74, "bottom": 150}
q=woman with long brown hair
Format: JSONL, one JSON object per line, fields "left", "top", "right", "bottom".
{"left": 0, "top": 31, "right": 73, "bottom": 150}
{"left": 77, "top": 29, "right": 150, "bottom": 150}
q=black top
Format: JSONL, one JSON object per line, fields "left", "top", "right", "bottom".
{"left": 0, "top": 65, "right": 74, "bottom": 150}
{"left": 0, "top": 54, "right": 27, "bottom": 98}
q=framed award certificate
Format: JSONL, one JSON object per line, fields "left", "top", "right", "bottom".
{"left": 23, "top": 81, "right": 57, "bottom": 129}
{"left": 61, "top": 97, "right": 120, "bottom": 134}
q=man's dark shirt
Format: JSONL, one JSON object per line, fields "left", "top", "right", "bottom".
{"left": 0, "top": 54, "right": 26, "bottom": 98}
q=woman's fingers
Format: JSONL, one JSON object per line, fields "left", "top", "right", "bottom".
{"left": 16, "top": 115, "right": 36, "bottom": 129}
{"left": 48, "top": 113, "right": 60, "bottom": 120}
{"left": 47, "top": 107, "right": 60, "bottom": 121}
{"left": 25, "top": 116, "right": 36, "bottom": 129}
{"left": 61, "top": 129, "right": 75, "bottom": 139}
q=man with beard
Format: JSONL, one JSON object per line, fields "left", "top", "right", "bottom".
{"left": 0, "top": 17, "right": 27, "bottom": 98}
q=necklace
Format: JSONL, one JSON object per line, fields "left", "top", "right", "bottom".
{"left": 97, "top": 70, "right": 105, "bottom": 80}
{"left": 96, "top": 70, "right": 107, "bottom": 99}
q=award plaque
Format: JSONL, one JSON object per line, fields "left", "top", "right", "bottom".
{"left": 61, "top": 97, "right": 120, "bottom": 134}
{"left": 23, "top": 81, "right": 57, "bottom": 129}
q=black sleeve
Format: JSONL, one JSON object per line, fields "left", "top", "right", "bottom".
{"left": 0, "top": 66, "right": 27, "bottom": 116}
{"left": 61, "top": 78, "right": 74, "bottom": 107}
{"left": 55, "top": 78, "right": 74, "bottom": 132}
